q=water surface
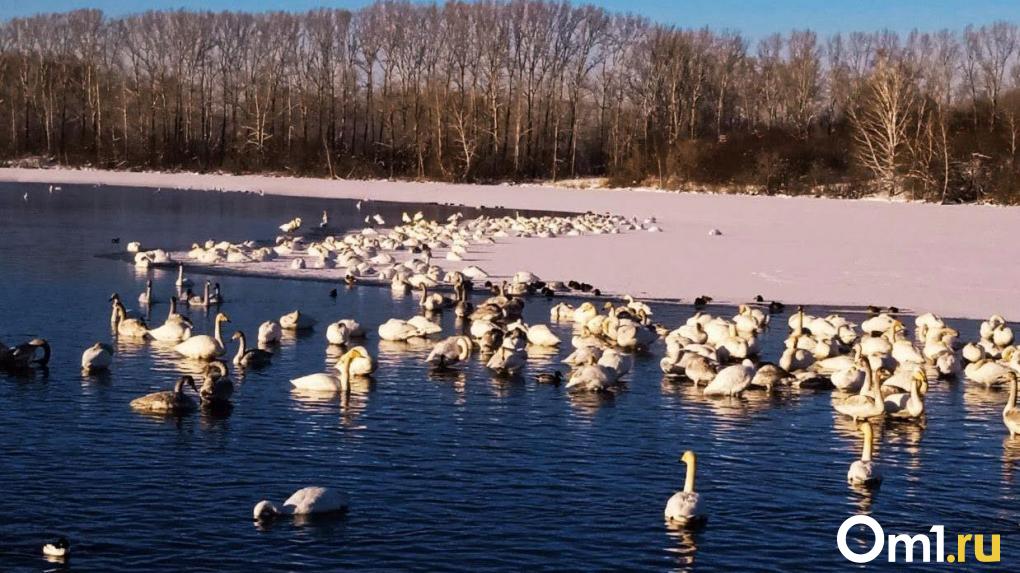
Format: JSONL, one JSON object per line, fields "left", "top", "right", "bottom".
{"left": 0, "top": 183, "right": 1016, "bottom": 571}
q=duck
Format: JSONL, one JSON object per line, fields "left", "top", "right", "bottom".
{"left": 290, "top": 346, "right": 362, "bottom": 393}
{"left": 1004, "top": 372, "right": 1020, "bottom": 438}
{"left": 130, "top": 375, "right": 198, "bottom": 414}
{"left": 146, "top": 297, "right": 193, "bottom": 342}
{"left": 42, "top": 536, "right": 70, "bottom": 558}
{"left": 535, "top": 370, "right": 563, "bottom": 384}
{"left": 199, "top": 361, "right": 234, "bottom": 406}
{"left": 173, "top": 312, "right": 230, "bottom": 360}
{"left": 426, "top": 336, "right": 473, "bottom": 370}
{"left": 280, "top": 310, "right": 316, "bottom": 331}
{"left": 847, "top": 421, "right": 882, "bottom": 486}
{"left": 664, "top": 450, "right": 706, "bottom": 527}
{"left": 231, "top": 331, "right": 272, "bottom": 368}
{"left": 81, "top": 342, "right": 113, "bottom": 373}
{"left": 257, "top": 320, "right": 282, "bottom": 345}
{"left": 254, "top": 486, "right": 348, "bottom": 522}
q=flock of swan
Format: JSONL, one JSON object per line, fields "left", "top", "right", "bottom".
{"left": 8, "top": 207, "right": 1020, "bottom": 558}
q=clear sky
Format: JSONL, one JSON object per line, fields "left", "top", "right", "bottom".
{"left": 3, "top": 0, "right": 1019, "bottom": 37}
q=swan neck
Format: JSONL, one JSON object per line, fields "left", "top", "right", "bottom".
{"left": 1008, "top": 378, "right": 1018, "bottom": 415}
{"left": 861, "top": 423, "right": 874, "bottom": 462}
{"left": 214, "top": 317, "right": 223, "bottom": 345}
{"left": 683, "top": 456, "right": 697, "bottom": 494}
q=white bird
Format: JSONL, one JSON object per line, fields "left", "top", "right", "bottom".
{"left": 173, "top": 312, "right": 230, "bottom": 360}
{"left": 254, "top": 486, "right": 349, "bottom": 522}
{"left": 81, "top": 342, "right": 113, "bottom": 373}
{"left": 291, "top": 347, "right": 363, "bottom": 392}
{"left": 147, "top": 298, "right": 193, "bottom": 343}
{"left": 703, "top": 360, "right": 754, "bottom": 397}
{"left": 42, "top": 536, "right": 70, "bottom": 558}
{"left": 258, "top": 320, "right": 282, "bottom": 345}
{"left": 847, "top": 421, "right": 882, "bottom": 486}
{"left": 280, "top": 310, "right": 316, "bottom": 331}
{"left": 664, "top": 450, "right": 706, "bottom": 527}
{"left": 1004, "top": 372, "right": 1020, "bottom": 438}
{"left": 279, "top": 217, "right": 302, "bottom": 233}
{"left": 426, "top": 336, "right": 473, "bottom": 369}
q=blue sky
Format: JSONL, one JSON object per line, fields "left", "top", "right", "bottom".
{"left": 3, "top": 0, "right": 1019, "bottom": 37}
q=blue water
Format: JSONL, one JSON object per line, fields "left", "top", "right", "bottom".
{"left": 0, "top": 182, "right": 1016, "bottom": 572}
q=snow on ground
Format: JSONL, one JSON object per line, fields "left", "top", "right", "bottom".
{"left": 1, "top": 166, "right": 1014, "bottom": 320}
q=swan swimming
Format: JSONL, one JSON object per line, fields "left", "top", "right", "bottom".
{"left": 231, "top": 331, "right": 272, "bottom": 368}
{"left": 174, "top": 312, "right": 230, "bottom": 360}
{"left": 81, "top": 342, "right": 113, "bottom": 373}
{"left": 254, "top": 486, "right": 348, "bottom": 522}
{"left": 131, "top": 376, "right": 198, "bottom": 414}
{"left": 664, "top": 450, "right": 706, "bottom": 527}
{"left": 847, "top": 421, "right": 882, "bottom": 486}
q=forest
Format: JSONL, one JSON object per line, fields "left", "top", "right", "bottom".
{"left": 3, "top": 2, "right": 1020, "bottom": 203}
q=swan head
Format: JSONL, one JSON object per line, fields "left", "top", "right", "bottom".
{"left": 680, "top": 450, "right": 696, "bottom": 465}
{"left": 216, "top": 312, "right": 231, "bottom": 323}
{"left": 253, "top": 500, "right": 279, "bottom": 521}
{"left": 109, "top": 293, "right": 120, "bottom": 303}
{"left": 231, "top": 331, "right": 243, "bottom": 341}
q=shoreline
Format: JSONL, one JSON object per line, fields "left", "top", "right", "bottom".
{"left": 4, "top": 166, "right": 1017, "bottom": 321}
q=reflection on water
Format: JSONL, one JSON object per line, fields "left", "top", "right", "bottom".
{"left": 0, "top": 182, "right": 1018, "bottom": 571}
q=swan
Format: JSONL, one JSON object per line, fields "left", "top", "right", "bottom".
{"left": 81, "top": 342, "right": 113, "bottom": 373}
{"left": 884, "top": 371, "right": 926, "bottom": 419}
{"left": 174, "top": 312, "right": 230, "bottom": 360}
{"left": 42, "top": 536, "right": 70, "bottom": 558}
{"left": 664, "top": 451, "right": 706, "bottom": 527}
{"left": 749, "top": 363, "right": 791, "bottom": 391}
{"left": 523, "top": 323, "right": 561, "bottom": 347}
{"left": 566, "top": 363, "right": 617, "bottom": 392}
{"left": 291, "top": 347, "right": 360, "bottom": 392}
{"left": 189, "top": 281, "right": 213, "bottom": 307}
{"left": 965, "top": 359, "right": 1013, "bottom": 387}
{"left": 1004, "top": 373, "right": 1020, "bottom": 438}
{"left": 426, "top": 336, "right": 473, "bottom": 369}
{"left": 147, "top": 298, "right": 193, "bottom": 343}
{"left": 280, "top": 310, "right": 316, "bottom": 331}
{"left": 486, "top": 346, "right": 527, "bottom": 376}
{"left": 340, "top": 346, "right": 376, "bottom": 376}
{"left": 258, "top": 320, "right": 282, "bottom": 345}
{"left": 199, "top": 361, "right": 234, "bottom": 406}
{"left": 378, "top": 318, "right": 425, "bottom": 341}
{"left": 418, "top": 284, "right": 452, "bottom": 312}
{"left": 175, "top": 264, "right": 191, "bottom": 290}
{"left": 847, "top": 421, "right": 882, "bottom": 486}
{"left": 254, "top": 486, "right": 348, "bottom": 522}
{"left": 703, "top": 360, "right": 755, "bottom": 397}
{"left": 112, "top": 301, "right": 148, "bottom": 338}
{"left": 279, "top": 217, "right": 302, "bottom": 233}
{"left": 138, "top": 279, "right": 154, "bottom": 305}
{"left": 2, "top": 338, "right": 51, "bottom": 369}
{"left": 326, "top": 319, "right": 365, "bottom": 346}
{"left": 833, "top": 359, "right": 885, "bottom": 421}
{"left": 131, "top": 376, "right": 198, "bottom": 414}
{"left": 231, "top": 331, "right": 272, "bottom": 368}
{"left": 573, "top": 302, "right": 598, "bottom": 324}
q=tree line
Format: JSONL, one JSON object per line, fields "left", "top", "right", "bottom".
{"left": 3, "top": 2, "right": 1020, "bottom": 203}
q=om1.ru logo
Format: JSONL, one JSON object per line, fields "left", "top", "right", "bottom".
{"left": 838, "top": 515, "right": 1000, "bottom": 564}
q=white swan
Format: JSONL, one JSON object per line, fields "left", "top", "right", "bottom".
{"left": 664, "top": 451, "right": 706, "bottom": 526}
{"left": 147, "top": 298, "right": 193, "bottom": 343}
{"left": 291, "top": 347, "right": 361, "bottom": 392}
{"left": 254, "top": 486, "right": 348, "bottom": 522}
{"left": 42, "top": 537, "right": 70, "bottom": 558}
{"left": 81, "top": 342, "right": 113, "bottom": 373}
{"left": 833, "top": 359, "right": 885, "bottom": 421}
{"left": 138, "top": 280, "right": 154, "bottom": 305}
{"left": 703, "top": 360, "right": 754, "bottom": 397}
{"left": 279, "top": 217, "right": 302, "bottom": 233}
{"left": 524, "top": 323, "right": 561, "bottom": 347}
{"left": 426, "top": 336, "right": 473, "bottom": 369}
{"left": 884, "top": 371, "right": 926, "bottom": 418}
{"left": 175, "top": 264, "right": 191, "bottom": 290}
{"left": 485, "top": 346, "right": 527, "bottom": 376}
{"left": 847, "top": 421, "right": 882, "bottom": 486}
{"left": 566, "top": 363, "right": 618, "bottom": 392}
{"left": 258, "top": 320, "right": 282, "bottom": 345}
{"left": 280, "top": 310, "right": 316, "bottom": 331}
{"left": 378, "top": 318, "right": 424, "bottom": 342}
{"left": 1005, "top": 373, "right": 1020, "bottom": 438}
{"left": 340, "top": 345, "right": 376, "bottom": 376}
{"left": 174, "top": 312, "right": 230, "bottom": 360}
{"left": 965, "top": 359, "right": 1012, "bottom": 387}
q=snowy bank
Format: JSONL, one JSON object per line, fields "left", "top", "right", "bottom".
{"left": 0, "top": 166, "right": 1015, "bottom": 320}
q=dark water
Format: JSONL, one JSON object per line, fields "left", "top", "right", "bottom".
{"left": 0, "top": 183, "right": 1016, "bottom": 572}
